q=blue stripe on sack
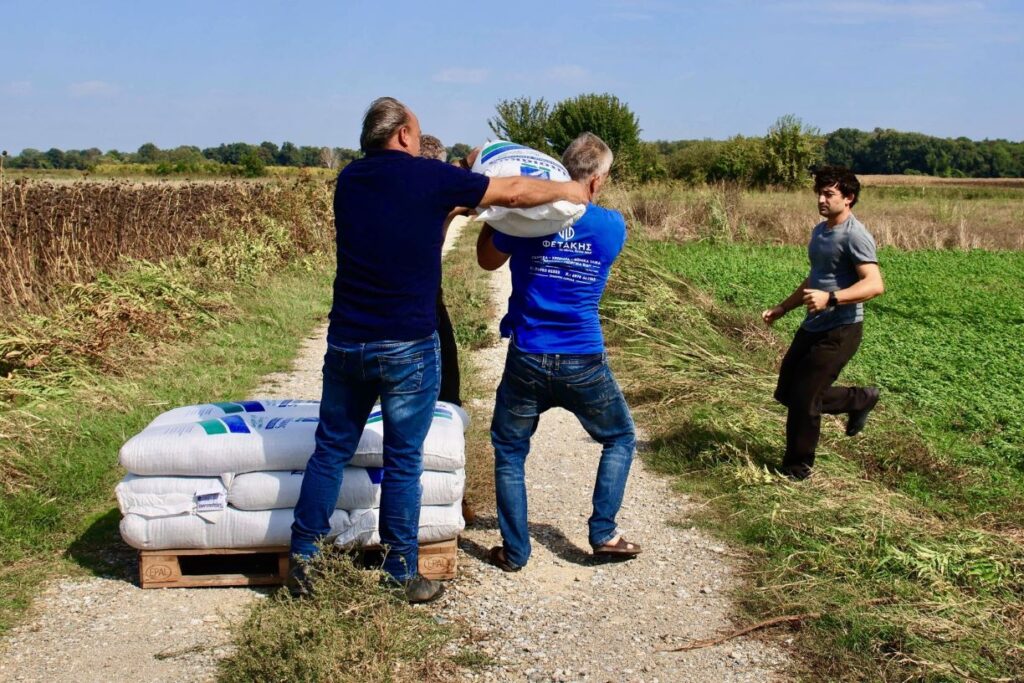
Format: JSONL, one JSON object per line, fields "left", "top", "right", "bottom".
{"left": 222, "top": 415, "right": 251, "bottom": 434}
{"left": 481, "top": 142, "right": 528, "bottom": 162}
{"left": 239, "top": 400, "right": 265, "bottom": 413}
{"left": 365, "top": 467, "right": 384, "bottom": 484}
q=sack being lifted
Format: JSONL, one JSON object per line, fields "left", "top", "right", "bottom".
{"left": 472, "top": 140, "right": 586, "bottom": 238}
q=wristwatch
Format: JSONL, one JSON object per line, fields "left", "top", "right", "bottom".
{"left": 827, "top": 291, "right": 838, "bottom": 309}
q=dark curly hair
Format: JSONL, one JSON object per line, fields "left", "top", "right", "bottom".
{"left": 813, "top": 166, "right": 861, "bottom": 208}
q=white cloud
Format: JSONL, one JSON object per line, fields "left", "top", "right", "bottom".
{"left": 5, "top": 80, "right": 33, "bottom": 96}
{"left": 68, "top": 80, "right": 120, "bottom": 97}
{"left": 432, "top": 68, "right": 489, "bottom": 84}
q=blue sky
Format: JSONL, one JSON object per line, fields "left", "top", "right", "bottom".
{"left": 3, "top": 0, "right": 1022, "bottom": 153}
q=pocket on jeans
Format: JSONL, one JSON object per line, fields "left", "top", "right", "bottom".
{"left": 563, "top": 360, "right": 607, "bottom": 390}
{"left": 379, "top": 351, "right": 425, "bottom": 395}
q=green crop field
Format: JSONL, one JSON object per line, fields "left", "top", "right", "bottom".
{"left": 601, "top": 211, "right": 1024, "bottom": 680}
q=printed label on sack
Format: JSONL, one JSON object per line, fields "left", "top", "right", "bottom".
{"left": 195, "top": 486, "right": 227, "bottom": 512}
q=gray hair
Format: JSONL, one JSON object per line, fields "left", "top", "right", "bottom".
{"left": 419, "top": 134, "right": 447, "bottom": 161}
{"left": 561, "top": 132, "right": 613, "bottom": 181}
{"left": 360, "top": 97, "right": 411, "bottom": 152}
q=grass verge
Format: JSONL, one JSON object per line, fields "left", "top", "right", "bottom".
{"left": 603, "top": 239, "right": 1024, "bottom": 681}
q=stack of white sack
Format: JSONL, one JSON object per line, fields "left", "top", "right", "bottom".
{"left": 116, "top": 400, "right": 467, "bottom": 551}
{"left": 471, "top": 140, "right": 586, "bottom": 238}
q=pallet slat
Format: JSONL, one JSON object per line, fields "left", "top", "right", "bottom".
{"left": 138, "top": 538, "right": 458, "bottom": 588}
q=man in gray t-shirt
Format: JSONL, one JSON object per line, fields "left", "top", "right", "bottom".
{"left": 761, "top": 166, "right": 886, "bottom": 479}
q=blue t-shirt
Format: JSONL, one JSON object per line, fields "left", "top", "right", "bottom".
{"left": 492, "top": 204, "right": 627, "bottom": 354}
{"left": 802, "top": 214, "right": 879, "bottom": 332}
{"left": 328, "top": 150, "right": 489, "bottom": 344}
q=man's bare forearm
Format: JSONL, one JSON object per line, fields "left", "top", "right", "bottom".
{"left": 778, "top": 278, "right": 810, "bottom": 313}
{"left": 479, "top": 176, "right": 587, "bottom": 209}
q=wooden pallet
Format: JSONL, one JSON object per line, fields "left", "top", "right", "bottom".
{"left": 138, "top": 538, "right": 458, "bottom": 589}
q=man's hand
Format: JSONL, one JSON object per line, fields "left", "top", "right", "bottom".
{"left": 802, "top": 289, "right": 830, "bottom": 313}
{"left": 761, "top": 305, "right": 786, "bottom": 326}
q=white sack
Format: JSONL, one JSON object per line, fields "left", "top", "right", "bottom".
{"left": 351, "top": 402, "right": 468, "bottom": 471}
{"left": 228, "top": 468, "right": 466, "bottom": 511}
{"left": 116, "top": 473, "right": 233, "bottom": 518}
{"left": 147, "top": 399, "right": 319, "bottom": 428}
{"left": 119, "top": 508, "right": 352, "bottom": 550}
{"left": 334, "top": 501, "right": 465, "bottom": 547}
{"left": 472, "top": 140, "right": 585, "bottom": 238}
{"left": 119, "top": 505, "right": 461, "bottom": 550}
{"left": 119, "top": 401, "right": 468, "bottom": 476}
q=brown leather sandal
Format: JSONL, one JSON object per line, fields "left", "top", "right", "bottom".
{"left": 488, "top": 546, "right": 522, "bottom": 572}
{"left": 592, "top": 537, "right": 642, "bottom": 558}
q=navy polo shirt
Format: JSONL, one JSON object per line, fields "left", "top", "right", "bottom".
{"left": 327, "top": 149, "right": 489, "bottom": 344}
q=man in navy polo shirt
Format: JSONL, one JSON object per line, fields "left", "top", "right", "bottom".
{"left": 476, "top": 132, "right": 640, "bottom": 572}
{"left": 290, "top": 97, "right": 588, "bottom": 603}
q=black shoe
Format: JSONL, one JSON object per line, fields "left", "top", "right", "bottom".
{"left": 287, "top": 557, "right": 315, "bottom": 597}
{"left": 778, "top": 463, "right": 813, "bottom": 481}
{"left": 846, "top": 388, "right": 880, "bottom": 437}
{"left": 402, "top": 573, "right": 446, "bottom": 604}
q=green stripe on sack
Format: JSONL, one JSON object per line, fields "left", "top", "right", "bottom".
{"left": 366, "top": 415, "right": 383, "bottom": 425}
{"left": 212, "top": 402, "right": 243, "bottom": 414}
{"left": 199, "top": 419, "right": 228, "bottom": 435}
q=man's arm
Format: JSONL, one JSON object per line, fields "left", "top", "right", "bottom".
{"left": 801, "top": 263, "right": 884, "bottom": 313}
{"left": 762, "top": 278, "right": 810, "bottom": 325}
{"left": 479, "top": 176, "right": 588, "bottom": 209}
{"left": 476, "top": 224, "right": 510, "bottom": 271}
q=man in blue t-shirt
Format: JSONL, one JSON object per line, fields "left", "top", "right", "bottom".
{"left": 476, "top": 132, "right": 640, "bottom": 572}
{"left": 761, "top": 166, "right": 886, "bottom": 480}
{"left": 290, "top": 97, "right": 588, "bottom": 602}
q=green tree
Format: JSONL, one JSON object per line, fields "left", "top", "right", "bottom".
{"left": 761, "top": 114, "right": 821, "bottom": 188}
{"left": 136, "top": 142, "right": 161, "bottom": 164}
{"left": 545, "top": 93, "right": 644, "bottom": 180}
{"left": 447, "top": 143, "right": 472, "bottom": 160}
{"left": 239, "top": 149, "right": 266, "bottom": 177}
{"left": 488, "top": 97, "right": 552, "bottom": 153}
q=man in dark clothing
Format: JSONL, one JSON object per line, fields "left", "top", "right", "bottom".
{"left": 290, "top": 97, "right": 588, "bottom": 602}
{"left": 419, "top": 133, "right": 464, "bottom": 406}
{"left": 762, "top": 166, "right": 885, "bottom": 480}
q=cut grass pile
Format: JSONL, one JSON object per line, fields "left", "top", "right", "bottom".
{"left": 218, "top": 551, "right": 458, "bottom": 683}
{"left": 602, "top": 239, "right": 1024, "bottom": 681}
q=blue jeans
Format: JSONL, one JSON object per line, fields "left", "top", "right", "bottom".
{"left": 491, "top": 342, "right": 636, "bottom": 568}
{"left": 291, "top": 332, "right": 440, "bottom": 582}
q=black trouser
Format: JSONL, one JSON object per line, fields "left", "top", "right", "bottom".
{"left": 774, "top": 322, "right": 874, "bottom": 469}
{"left": 437, "top": 288, "right": 461, "bottom": 406}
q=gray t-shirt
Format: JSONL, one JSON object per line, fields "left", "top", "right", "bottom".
{"left": 802, "top": 214, "right": 878, "bottom": 332}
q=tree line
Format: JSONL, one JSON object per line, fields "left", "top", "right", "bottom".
{"left": 5, "top": 96, "right": 1022, "bottom": 183}
{"left": 1, "top": 142, "right": 367, "bottom": 177}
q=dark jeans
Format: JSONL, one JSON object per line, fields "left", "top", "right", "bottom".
{"left": 291, "top": 333, "right": 440, "bottom": 582}
{"left": 437, "top": 287, "right": 461, "bottom": 406}
{"left": 774, "top": 322, "right": 875, "bottom": 469}
{"left": 491, "top": 342, "right": 636, "bottom": 568}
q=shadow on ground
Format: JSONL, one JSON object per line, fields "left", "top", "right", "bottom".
{"left": 66, "top": 506, "right": 138, "bottom": 582}
{"left": 461, "top": 515, "right": 637, "bottom": 568}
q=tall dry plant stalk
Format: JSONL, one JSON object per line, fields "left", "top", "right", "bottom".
{"left": 0, "top": 178, "right": 333, "bottom": 312}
